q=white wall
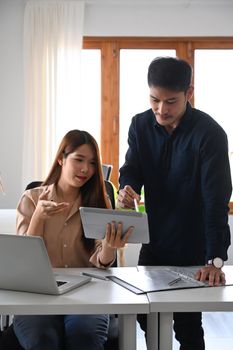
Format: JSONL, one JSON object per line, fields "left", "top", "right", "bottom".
{"left": 84, "top": 0, "right": 233, "bottom": 37}
{"left": 0, "top": 0, "right": 24, "bottom": 208}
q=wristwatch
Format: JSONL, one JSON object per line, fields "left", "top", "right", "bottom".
{"left": 207, "top": 257, "right": 224, "bottom": 269}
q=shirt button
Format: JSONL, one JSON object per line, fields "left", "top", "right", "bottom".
{"left": 65, "top": 264, "right": 68, "bottom": 268}
{"left": 64, "top": 222, "right": 67, "bottom": 226}
{"left": 64, "top": 243, "right": 67, "bottom": 248}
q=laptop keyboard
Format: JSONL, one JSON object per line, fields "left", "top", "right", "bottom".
{"left": 56, "top": 280, "right": 67, "bottom": 286}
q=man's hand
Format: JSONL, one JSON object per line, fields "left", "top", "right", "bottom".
{"left": 195, "top": 265, "right": 226, "bottom": 286}
{"left": 117, "top": 185, "right": 140, "bottom": 209}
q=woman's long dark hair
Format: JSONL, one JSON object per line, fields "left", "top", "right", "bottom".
{"left": 43, "top": 129, "right": 109, "bottom": 251}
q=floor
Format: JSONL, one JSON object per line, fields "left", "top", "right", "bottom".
{"left": 137, "top": 312, "right": 233, "bottom": 350}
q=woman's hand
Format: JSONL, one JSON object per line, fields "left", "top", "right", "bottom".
{"left": 104, "top": 221, "right": 134, "bottom": 248}
{"left": 98, "top": 221, "right": 134, "bottom": 267}
{"left": 34, "top": 188, "right": 69, "bottom": 220}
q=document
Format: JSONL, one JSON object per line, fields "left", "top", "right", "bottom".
{"left": 107, "top": 266, "right": 233, "bottom": 294}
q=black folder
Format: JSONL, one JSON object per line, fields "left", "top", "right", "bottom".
{"left": 107, "top": 266, "right": 233, "bottom": 294}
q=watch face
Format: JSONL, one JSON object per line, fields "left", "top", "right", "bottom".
{"left": 213, "top": 257, "right": 224, "bottom": 268}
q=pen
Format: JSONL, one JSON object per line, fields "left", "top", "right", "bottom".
{"left": 82, "top": 272, "right": 109, "bottom": 281}
{"left": 168, "top": 277, "right": 182, "bottom": 286}
{"left": 134, "top": 198, "right": 139, "bottom": 212}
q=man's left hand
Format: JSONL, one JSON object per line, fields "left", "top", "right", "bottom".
{"left": 195, "top": 265, "right": 225, "bottom": 286}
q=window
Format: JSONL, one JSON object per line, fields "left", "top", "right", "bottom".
{"left": 195, "top": 49, "right": 233, "bottom": 203}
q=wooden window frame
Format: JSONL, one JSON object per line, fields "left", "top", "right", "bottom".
{"left": 83, "top": 37, "right": 233, "bottom": 213}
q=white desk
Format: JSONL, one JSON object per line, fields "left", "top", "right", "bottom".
{"left": 0, "top": 267, "right": 149, "bottom": 350}
{"left": 138, "top": 265, "right": 233, "bottom": 350}
{"left": 3, "top": 265, "right": 232, "bottom": 350}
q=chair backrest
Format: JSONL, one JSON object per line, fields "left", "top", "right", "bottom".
{"left": 104, "top": 180, "right": 115, "bottom": 209}
{"left": 25, "top": 181, "right": 42, "bottom": 190}
{"left": 102, "top": 164, "right": 113, "bottom": 181}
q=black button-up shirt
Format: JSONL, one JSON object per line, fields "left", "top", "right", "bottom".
{"left": 119, "top": 103, "right": 232, "bottom": 265}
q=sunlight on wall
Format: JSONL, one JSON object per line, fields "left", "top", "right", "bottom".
{"left": 195, "top": 50, "right": 233, "bottom": 200}
{"left": 195, "top": 50, "right": 233, "bottom": 152}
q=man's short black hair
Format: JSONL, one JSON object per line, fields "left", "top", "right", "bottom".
{"left": 147, "top": 56, "right": 193, "bottom": 92}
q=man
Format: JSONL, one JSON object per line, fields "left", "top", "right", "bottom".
{"left": 117, "top": 56, "right": 232, "bottom": 349}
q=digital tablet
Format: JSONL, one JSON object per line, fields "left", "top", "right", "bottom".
{"left": 79, "top": 207, "right": 150, "bottom": 244}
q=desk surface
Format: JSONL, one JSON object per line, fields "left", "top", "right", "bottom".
{"left": 138, "top": 265, "right": 233, "bottom": 313}
{"left": 0, "top": 267, "right": 149, "bottom": 315}
{"left": 1, "top": 266, "right": 233, "bottom": 315}
{"left": 0, "top": 267, "right": 149, "bottom": 350}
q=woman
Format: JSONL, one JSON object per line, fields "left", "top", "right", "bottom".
{"left": 13, "top": 129, "right": 133, "bottom": 350}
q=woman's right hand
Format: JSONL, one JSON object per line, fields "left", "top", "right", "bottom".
{"left": 35, "top": 188, "right": 69, "bottom": 219}
{"left": 98, "top": 221, "right": 134, "bottom": 267}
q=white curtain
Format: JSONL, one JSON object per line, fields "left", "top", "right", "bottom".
{"left": 22, "top": 0, "right": 84, "bottom": 189}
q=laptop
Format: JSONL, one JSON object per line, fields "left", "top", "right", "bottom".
{"left": 80, "top": 207, "right": 150, "bottom": 244}
{"left": 0, "top": 234, "right": 91, "bottom": 295}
